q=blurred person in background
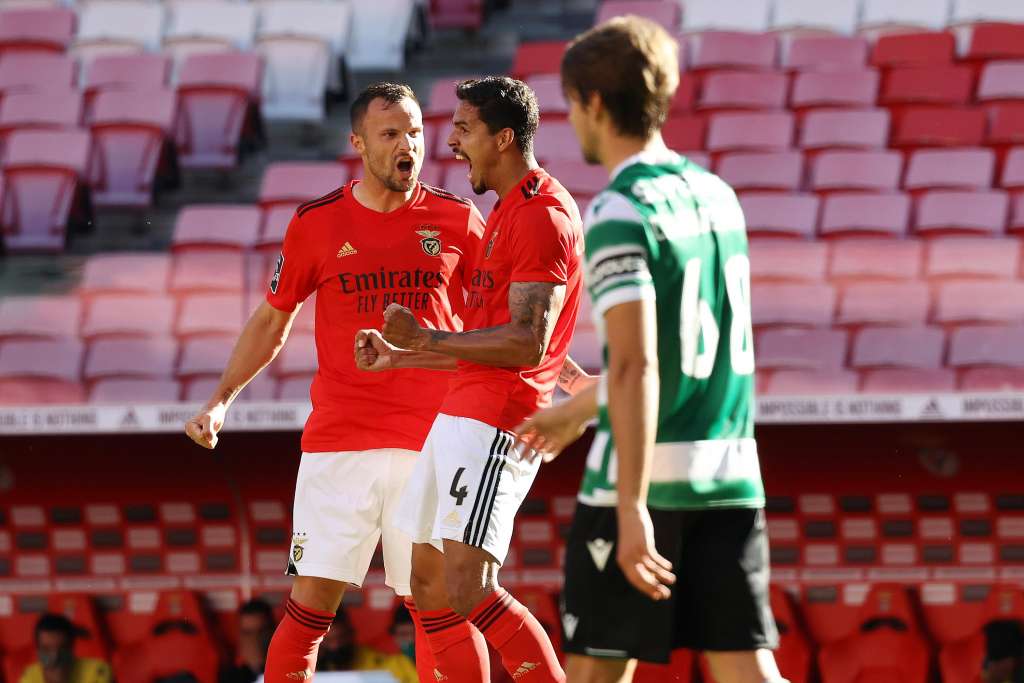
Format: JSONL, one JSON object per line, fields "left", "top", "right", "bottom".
{"left": 984, "top": 620, "right": 1024, "bottom": 683}
{"left": 19, "top": 614, "right": 111, "bottom": 683}
{"left": 219, "top": 599, "right": 276, "bottom": 683}
{"left": 316, "top": 607, "right": 417, "bottom": 683}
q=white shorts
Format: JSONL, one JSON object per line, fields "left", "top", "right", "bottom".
{"left": 394, "top": 413, "right": 541, "bottom": 564}
{"left": 289, "top": 449, "right": 417, "bottom": 595}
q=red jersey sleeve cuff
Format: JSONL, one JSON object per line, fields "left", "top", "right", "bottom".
{"left": 510, "top": 271, "right": 567, "bottom": 284}
{"left": 265, "top": 291, "right": 298, "bottom": 313}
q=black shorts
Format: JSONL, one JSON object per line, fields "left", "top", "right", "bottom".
{"left": 560, "top": 504, "right": 779, "bottom": 664}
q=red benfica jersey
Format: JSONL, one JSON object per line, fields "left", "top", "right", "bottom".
{"left": 267, "top": 181, "right": 485, "bottom": 453}
{"left": 440, "top": 169, "right": 584, "bottom": 431}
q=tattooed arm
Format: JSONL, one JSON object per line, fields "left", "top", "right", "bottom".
{"left": 557, "top": 355, "right": 599, "bottom": 396}
{"left": 381, "top": 281, "right": 565, "bottom": 368}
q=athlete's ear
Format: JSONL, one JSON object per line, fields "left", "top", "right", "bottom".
{"left": 496, "top": 127, "right": 516, "bottom": 153}
{"left": 350, "top": 131, "right": 365, "bottom": 156}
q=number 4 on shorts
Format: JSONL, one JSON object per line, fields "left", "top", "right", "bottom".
{"left": 450, "top": 467, "right": 468, "bottom": 506}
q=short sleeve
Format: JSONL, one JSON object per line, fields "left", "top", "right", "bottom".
{"left": 265, "top": 211, "right": 321, "bottom": 313}
{"left": 509, "top": 203, "right": 574, "bottom": 284}
{"left": 584, "top": 191, "right": 655, "bottom": 317}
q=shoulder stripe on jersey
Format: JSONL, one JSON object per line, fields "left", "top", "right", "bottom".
{"left": 296, "top": 186, "right": 345, "bottom": 217}
{"left": 520, "top": 176, "right": 541, "bottom": 200}
{"left": 422, "top": 183, "right": 472, "bottom": 206}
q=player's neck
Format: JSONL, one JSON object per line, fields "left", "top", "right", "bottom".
{"left": 493, "top": 154, "right": 539, "bottom": 201}
{"left": 352, "top": 175, "right": 415, "bottom": 214}
{"left": 600, "top": 132, "right": 670, "bottom": 177}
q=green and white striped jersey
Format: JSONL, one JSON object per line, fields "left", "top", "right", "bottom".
{"left": 579, "top": 150, "right": 764, "bottom": 511}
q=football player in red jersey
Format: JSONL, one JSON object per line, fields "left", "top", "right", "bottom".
{"left": 184, "top": 82, "right": 485, "bottom": 682}
{"left": 356, "top": 76, "right": 584, "bottom": 683}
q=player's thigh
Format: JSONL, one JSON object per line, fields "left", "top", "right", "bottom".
{"left": 430, "top": 415, "right": 540, "bottom": 565}
{"left": 289, "top": 451, "right": 386, "bottom": 585}
{"left": 674, "top": 508, "right": 778, "bottom": 653}
{"left": 704, "top": 650, "right": 784, "bottom": 683}
{"left": 289, "top": 575, "right": 348, "bottom": 613}
{"left": 565, "top": 654, "right": 636, "bottom": 683}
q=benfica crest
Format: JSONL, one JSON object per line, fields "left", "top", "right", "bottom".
{"left": 416, "top": 229, "right": 442, "bottom": 256}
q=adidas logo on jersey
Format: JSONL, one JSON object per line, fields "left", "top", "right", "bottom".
{"left": 442, "top": 510, "right": 461, "bottom": 528}
{"left": 286, "top": 669, "right": 312, "bottom": 680}
{"left": 337, "top": 242, "right": 358, "bottom": 258}
{"left": 587, "top": 538, "right": 613, "bottom": 571}
{"left": 512, "top": 662, "right": 539, "bottom": 679}
{"left": 433, "top": 668, "right": 448, "bottom": 681}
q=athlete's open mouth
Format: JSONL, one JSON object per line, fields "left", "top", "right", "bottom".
{"left": 454, "top": 150, "right": 472, "bottom": 179}
{"left": 396, "top": 158, "right": 414, "bottom": 174}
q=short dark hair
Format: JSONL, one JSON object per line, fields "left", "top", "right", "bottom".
{"left": 35, "top": 613, "right": 76, "bottom": 646}
{"left": 238, "top": 598, "right": 275, "bottom": 623}
{"left": 455, "top": 76, "right": 539, "bottom": 156}
{"left": 561, "top": 15, "right": 679, "bottom": 139}
{"left": 350, "top": 82, "right": 419, "bottom": 134}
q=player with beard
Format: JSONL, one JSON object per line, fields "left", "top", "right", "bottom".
{"left": 355, "top": 76, "right": 583, "bottom": 683}
{"left": 184, "top": 82, "right": 485, "bottom": 682}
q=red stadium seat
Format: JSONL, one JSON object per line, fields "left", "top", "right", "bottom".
{"left": 707, "top": 111, "right": 793, "bottom": 153}
{"left": 978, "top": 61, "right": 1024, "bottom": 104}
{"left": 595, "top": 1, "right": 679, "bottom": 32}
{"left": 526, "top": 74, "right": 567, "bottom": 116}
{"left": 1011, "top": 193, "right": 1024, "bottom": 233}
{"left": 988, "top": 103, "right": 1024, "bottom": 149}
{"left": 510, "top": 40, "right": 566, "bottom": 80}
{"left": 256, "top": 204, "right": 295, "bottom": 250}
{"left": 799, "top": 109, "right": 890, "bottom": 150}
{"left": 0, "top": 53, "right": 75, "bottom": 95}
{"left": 81, "top": 295, "right": 177, "bottom": 339}
{"left": 169, "top": 251, "right": 246, "bottom": 294}
{"left": 172, "top": 205, "right": 260, "bottom": 251}
{"left": 258, "top": 161, "right": 348, "bottom": 210}
{"left": 686, "top": 30, "right": 777, "bottom": 72}
{"left": 790, "top": 69, "right": 879, "bottom": 112}
{"left": 893, "top": 106, "right": 987, "bottom": 148}
{"left": 751, "top": 283, "right": 835, "bottom": 327}
{"left": 430, "top": 0, "right": 483, "bottom": 30}
{"left": 837, "top": 282, "right": 931, "bottom": 326}
{"left": 949, "top": 325, "right": 1024, "bottom": 368}
{"left": 272, "top": 332, "right": 317, "bottom": 377}
{"left": 851, "top": 325, "right": 945, "bottom": 368}
{"left": 715, "top": 151, "right": 802, "bottom": 192}
{"left": 820, "top": 625, "right": 930, "bottom": 683}
{"left": 88, "top": 89, "right": 176, "bottom": 209}
{"left": 178, "top": 335, "right": 236, "bottom": 377}
{"left": 748, "top": 240, "right": 827, "bottom": 281}
{"left": 671, "top": 72, "right": 698, "bottom": 112}
{"left": 756, "top": 327, "right": 847, "bottom": 369}
{"left": 0, "top": 377, "right": 85, "bottom": 404}
{"left": 926, "top": 236, "right": 1019, "bottom": 280}
{"left": 862, "top": 367, "right": 957, "bottom": 392}
{"left": 904, "top": 148, "right": 995, "bottom": 192}
{"left": 175, "top": 294, "right": 245, "bottom": 338}
{"left": 765, "top": 368, "right": 859, "bottom": 395}
{"left": 277, "top": 374, "right": 314, "bottom": 400}
{"left": 80, "top": 253, "right": 171, "bottom": 295}
{"left": 532, "top": 121, "right": 581, "bottom": 163}
{"left": 698, "top": 71, "right": 787, "bottom": 112}
{"left": 820, "top": 192, "right": 910, "bottom": 237}
{"left": 0, "top": 90, "right": 83, "bottom": 149}
{"left": 0, "top": 7, "right": 74, "bottom": 57}
{"left": 738, "top": 193, "right": 819, "bottom": 238}
{"left": 810, "top": 150, "right": 903, "bottom": 193}
{"left": 0, "top": 338, "right": 83, "bottom": 382}
{"left": 880, "top": 65, "right": 974, "bottom": 107}
{"left": 184, "top": 373, "right": 274, "bottom": 402}
{"left": 540, "top": 160, "right": 608, "bottom": 200}
{"left": 423, "top": 76, "right": 474, "bottom": 124}
{"left": 1002, "top": 147, "right": 1024, "bottom": 189}
{"left": 0, "top": 295, "right": 81, "bottom": 339}
{"left": 783, "top": 35, "right": 867, "bottom": 71}
{"left": 964, "top": 23, "right": 1024, "bottom": 63}
{"left": 662, "top": 115, "right": 707, "bottom": 152}
{"left": 961, "top": 367, "right": 1024, "bottom": 390}
{"left": 175, "top": 52, "right": 262, "bottom": 170}
{"left": 83, "top": 53, "right": 171, "bottom": 99}
{"left": 90, "top": 378, "right": 182, "bottom": 402}
{"left": 914, "top": 190, "right": 1009, "bottom": 235}
{"left": 770, "top": 586, "right": 813, "bottom": 683}
{"left": 84, "top": 337, "right": 177, "bottom": 380}
{"left": 870, "top": 31, "right": 955, "bottom": 68}
{"left": 829, "top": 239, "right": 922, "bottom": 281}
{"left": 1, "top": 129, "right": 91, "bottom": 253}
{"left": 936, "top": 281, "right": 1024, "bottom": 325}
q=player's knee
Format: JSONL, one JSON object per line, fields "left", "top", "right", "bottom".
{"left": 443, "top": 560, "right": 494, "bottom": 617}
{"left": 705, "top": 651, "right": 783, "bottom": 683}
{"left": 289, "top": 575, "right": 346, "bottom": 613}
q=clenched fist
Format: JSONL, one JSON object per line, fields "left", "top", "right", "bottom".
{"left": 381, "top": 303, "right": 424, "bottom": 349}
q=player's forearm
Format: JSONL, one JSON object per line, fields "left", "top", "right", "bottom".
{"left": 562, "top": 382, "right": 599, "bottom": 423}
{"left": 558, "top": 356, "right": 600, "bottom": 396}
{"left": 414, "top": 323, "right": 543, "bottom": 367}
{"left": 391, "top": 350, "right": 458, "bottom": 371}
{"left": 607, "top": 358, "right": 659, "bottom": 510}
{"left": 205, "top": 304, "right": 293, "bottom": 409}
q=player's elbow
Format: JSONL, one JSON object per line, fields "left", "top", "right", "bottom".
{"left": 608, "top": 351, "right": 658, "bottom": 384}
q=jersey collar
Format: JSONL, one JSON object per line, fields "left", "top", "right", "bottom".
{"left": 608, "top": 148, "right": 680, "bottom": 184}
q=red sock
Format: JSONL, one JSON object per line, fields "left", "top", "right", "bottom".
{"left": 469, "top": 589, "right": 565, "bottom": 682}
{"left": 421, "top": 607, "right": 490, "bottom": 682}
{"left": 404, "top": 598, "right": 439, "bottom": 682}
{"left": 264, "top": 598, "right": 334, "bottom": 682}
